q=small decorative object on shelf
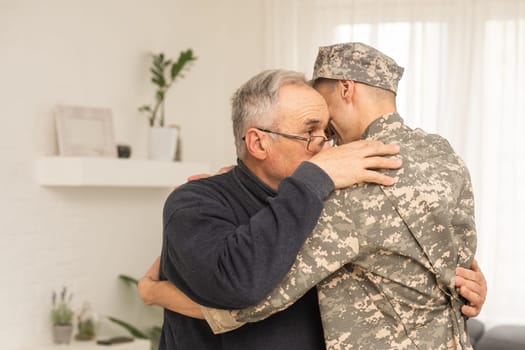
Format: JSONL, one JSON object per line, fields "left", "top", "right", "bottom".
{"left": 55, "top": 105, "right": 118, "bottom": 158}
{"left": 75, "top": 302, "right": 98, "bottom": 341}
{"left": 50, "top": 287, "right": 74, "bottom": 344}
{"left": 117, "top": 144, "right": 132, "bottom": 158}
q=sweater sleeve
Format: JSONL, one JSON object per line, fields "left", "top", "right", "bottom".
{"left": 200, "top": 188, "right": 362, "bottom": 334}
{"left": 160, "top": 162, "right": 334, "bottom": 309}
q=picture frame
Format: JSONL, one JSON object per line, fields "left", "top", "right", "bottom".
{"left": 55, "top": 105, "right": 117, "bottom": 158}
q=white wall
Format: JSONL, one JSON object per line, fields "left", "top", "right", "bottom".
{"left": 0, "top": 0, "right": 265, "bottom": 348}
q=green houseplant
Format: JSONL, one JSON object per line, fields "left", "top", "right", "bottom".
{"left": 139, "top": 49, "right": 197, "bottom": 127}
{"left": 108, "top": 275, "right": 161, "bottom": 350}
{"left": 50, "top": 287, "right": 74, "bottom": 344}
{"left": 139, "top": 49, "right": 197, "bottom": 161}
{"left": 75, "top": 302, "right": 97, "bottom": 341}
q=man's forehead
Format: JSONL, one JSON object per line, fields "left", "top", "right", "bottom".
{"left": 278, "top": 112, "right": 328, "bottom": 131}
{"left": 276, "top": 84, "right": 329, "bottom": 124}
{"left": 302, "top": 117, "right": 324, "bottom": 126}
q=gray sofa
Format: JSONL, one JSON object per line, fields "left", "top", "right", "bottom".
{"left": 468, "top": 319, "right": 525, "bottom": 349}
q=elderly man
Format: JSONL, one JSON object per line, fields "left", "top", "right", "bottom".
{"left": 153, "top": 69, "right": 403, "bottom": 350}
{"left": 196, "top": 43, "right": 480, "bottom": 349}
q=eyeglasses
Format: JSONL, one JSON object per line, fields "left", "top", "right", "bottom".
{"left": 250, "top": 127, "right": 333, "bottom": 153}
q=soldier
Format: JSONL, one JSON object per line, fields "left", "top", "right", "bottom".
{"left": 198, "top": 43, "right": 479, "bottom": 349}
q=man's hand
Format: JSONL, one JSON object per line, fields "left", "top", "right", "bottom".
{"left": 138, "top": 256, "right": 204, "bottom": 319}
{"left": 138, "top": 256, "right": 161, "bottom": 305}
{"left": 187, "top": 165, "right": 235, "bottom": 181}
{"left": 308, "top": 140, "right": 402, "bottom": 189}
{"left": 456, "top": 259, "right": 487, "bottom": 317}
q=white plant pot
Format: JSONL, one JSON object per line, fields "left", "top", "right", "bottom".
{"left": 52, "top": 324, "right": 73, "bottom": 344}
{"left": 148, "top": 127, "right": 178, "bottom": 161}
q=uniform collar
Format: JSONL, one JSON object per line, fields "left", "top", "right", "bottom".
{"left": 361, "top": 112, "right": 404, "bottom": 140}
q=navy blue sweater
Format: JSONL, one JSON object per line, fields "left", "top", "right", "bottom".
{"left": 159, "top": 160, "right": 334, "bottom": 350}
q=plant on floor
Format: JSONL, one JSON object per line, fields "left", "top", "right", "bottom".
{"left": 138, "top": 49, "right": 197, "bottom": 127}
{"left": 108, "top": 275, "right": 161, "bottom": 350}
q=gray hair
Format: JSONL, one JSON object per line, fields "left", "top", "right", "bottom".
{"left": 231, "top": 69, "right": 309, "bottom": 159}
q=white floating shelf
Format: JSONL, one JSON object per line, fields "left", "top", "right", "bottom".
{"left": 37, "top": 157, "right": 211, "bottom": 188}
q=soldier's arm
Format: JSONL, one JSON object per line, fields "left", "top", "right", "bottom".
{"left": 451, "top": 173, "right": 486, "bottom": 317}
{"left": 202, "top": 189, "right": 362, "bottom": 334}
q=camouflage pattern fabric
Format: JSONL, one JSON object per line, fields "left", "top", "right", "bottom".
{"left": 312, "top": 42, "right": 404, "bottom": 94}
{"left": 202, "top": 113, "right": 476, "bottom": 350}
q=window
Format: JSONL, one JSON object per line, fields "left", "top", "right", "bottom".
{"left": 265, "top": 0, "right": 525, "bottom": 326}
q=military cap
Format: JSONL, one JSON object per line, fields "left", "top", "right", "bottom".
{"left": 312, "top": 42, "right": 404, "bottom": 94}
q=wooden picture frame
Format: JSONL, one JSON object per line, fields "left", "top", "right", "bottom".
{"left": 55, "top": 105, "right": 117, "bottom": 158}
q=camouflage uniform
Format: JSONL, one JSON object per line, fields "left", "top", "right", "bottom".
{"left": 202, "top": 43, "right": 476, "bottom": 350}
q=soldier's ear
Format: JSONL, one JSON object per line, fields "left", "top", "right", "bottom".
{"left": 339, "top": 80, "right": 355, "bottom": 102}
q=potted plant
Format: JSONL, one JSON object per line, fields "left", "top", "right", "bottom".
{"left": 139, "top": 49, "right": 197, "bottom": 161}
{"left": 75, "top": 302, "right": 97, "bottom": 341}
{"left": 108, "top": 275, "right": 161, "bottom": 350}
{"left": 50, "top": 287, "right": 74, "bottom": 344}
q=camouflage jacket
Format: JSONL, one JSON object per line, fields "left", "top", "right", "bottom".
{"left": 201, "top": 113, "right": 477, "bottom": 350}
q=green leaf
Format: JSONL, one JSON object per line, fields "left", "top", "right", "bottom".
{"left": 151, "top": 76, "right": 166, "bottom": 87}
{"left": 152, "top": 57, "right": 162, "bottom": 70}
{"left": 150, "top": 326, "right": 162, "bottom": 333}
{"left": 152, "top": 62, "right": 163, "bottom": 73}
{"left": 150, "top": 67, "right": 164, "bottom": 79}
{"left": 170, "top": 49, "right": 197, "bottom": 80}
{"left": 107, "top": 316, "right": 148, "bottom": 339}
{"left": 156, "top": 53, "right": 165, "bottom": 63}
{"left": 147, "top": 326, "right": 162, "bottom": 339}
{"left": 139, "top": 49, "right": 197, "bottom": 127}
{"left": 118, "top": 274, "right": 139, "bottom": 286}
{"left": 152, "top": 54, "right": 165, "bottom": 72}
{"left": 147, "top": 326, "right": 162, "bottom": 344}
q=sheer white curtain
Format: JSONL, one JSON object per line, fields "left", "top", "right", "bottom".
{"left": 264, "top": 0, "right": 525, "bottom": 327}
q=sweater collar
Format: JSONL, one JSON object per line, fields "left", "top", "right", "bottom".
{"left": 234, "top": 159, "right": 277, "bottom": 200}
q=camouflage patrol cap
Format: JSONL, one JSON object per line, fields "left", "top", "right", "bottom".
{"left": 312, "top": 42, "right": 404, "bottom": 94}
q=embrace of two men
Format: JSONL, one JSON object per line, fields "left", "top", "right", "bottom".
{"left": 139, "top": 42, "right": 487, "bottom": 350}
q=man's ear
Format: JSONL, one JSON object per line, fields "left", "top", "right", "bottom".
{"left": 339, "top": 80, "right": 355, "bottom": 102}
{"left": 244, "top": 128, "right": 268, "bottom": 160}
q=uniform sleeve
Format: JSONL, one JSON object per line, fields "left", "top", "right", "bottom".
{"left": 451, "top": 167, "right": 477, "bottom": 268}
{"left": 161, "top": 162, "right": 334, "bottom": 309}
{"left": 201, "top": 189, "right": 362, "bottom": 334}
